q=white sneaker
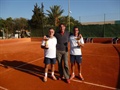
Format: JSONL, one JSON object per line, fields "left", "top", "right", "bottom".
{"left": 70, "top": 74, "right": 75, "bottom": 80}
{"left": 78, "top": 73, "right": 84, "bottom": 81}
{"left": 43, "top": 76, "right": 47, "bottom": 82}
{"left": 51, "top": 75, "right": 57, "bottom": 80}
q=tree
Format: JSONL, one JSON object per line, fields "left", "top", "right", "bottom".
{"left": 0, "top": 18, "right": 5, "bottom": 29}
{"left": 30, "top": 3, "right": 45, "bottom": 37}
{"left": 46, "top": 5, "right": 64, "bottom": 27}
{"left": 14, "top": 17, "right": 28, "bottom": 30}
{"left": 59, "top": 16, "right": 68, "bottom": 25}
{"left": 68, "top": 16, "right": 80, "bottom": 26}
{"left": 4, "top": 17, "right": 14, "bottom": 38}
{"left": 30, "top": 3, "right": 41, "bottom": 29}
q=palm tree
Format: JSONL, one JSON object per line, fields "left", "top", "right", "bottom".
{"left": 46, "top": 5, "right": 64, "bottom": 27}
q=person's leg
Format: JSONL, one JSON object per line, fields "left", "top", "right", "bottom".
{"left": 70, "top": 55, "right": 75, "bottom": 80}
{"left": 76, "top": 55, "right": 84, "bottom": 80}
{"left": 77, "top": 63, "right": 84, "bottom": 80}
{"left": 63, "top": 51, "right": 70, "bottom": 83}
{"left": 77, "top": 63, "right": 82, "bottom": 74}
{"left": 70, "top": 63, "right": 75, "bottom": 80}
{"left": 51, "top": 64, "right": 57, "bottom": 80}
{"left": 71, "top": 63, "right": 75, "bottom": 74}
{"left": 43, "top": 57, "right": 50, "bottom": 82}
{"left": 51, "top": 64, "right": 55, "bottom": 75}
{"left": 56, "top": 50, "right": 63, "bottom": 78}
{"left": 44, "top": 64, "right": 49, "bottom": 82}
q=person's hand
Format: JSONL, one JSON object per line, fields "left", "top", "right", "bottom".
{"left": 43, "top": 35, "right": 47, "bottom": 40}
{"left": 77, "top": 41, "right": 84, "bottom": 47}
{"left": 77, "top": 41, "right": 81, "bottom": 46}
{"left": 79, "top": 34, "right": 82, "bottom": 38}
{"left": 43, "top": 35, "right": 49, "bottom": 49}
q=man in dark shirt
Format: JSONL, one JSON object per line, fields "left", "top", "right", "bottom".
{"left": 54, "top": 23, "right": 70, "bottom": 83}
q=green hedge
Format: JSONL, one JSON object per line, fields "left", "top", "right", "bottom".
{"left": 80, "top": 24, "right": 120, "bottom": 37}
{"left": 31, "top": 24, "right": 120, "bottom": 38}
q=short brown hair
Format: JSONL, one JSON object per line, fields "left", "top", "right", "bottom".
{"left": 59, "top": 23, "right": 66, "bottom": 27}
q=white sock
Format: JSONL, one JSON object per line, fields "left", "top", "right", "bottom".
{"left": 51, "top": 72, "right": 54, "bottom": 76}
{"left": 45, "top": 72, "right": 47, "bottom": 77}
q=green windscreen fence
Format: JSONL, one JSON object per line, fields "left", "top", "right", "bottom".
{"left": 30, "top": 24, "right": 120, "bottom": 38}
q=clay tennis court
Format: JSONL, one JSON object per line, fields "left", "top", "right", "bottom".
{"left": 0, "top": 38, "right": 120, "bottom": 90}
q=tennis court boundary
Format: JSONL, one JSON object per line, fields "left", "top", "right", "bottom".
{"left": 0, "top": 86, "right": 8, "bottom": 90}
{"left": 72, "top": 79, "right": 120, "bottom": 90}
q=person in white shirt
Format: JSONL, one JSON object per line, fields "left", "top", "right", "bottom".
{"left": 69, "top": 26, "right": 84, "bottom": 80}
{"left": 41, "top": 28, "right": 57, "bottom": 82}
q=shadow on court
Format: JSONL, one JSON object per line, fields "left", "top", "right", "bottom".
{"left": 0, "top": 60, "right": 59, "bottom": 81}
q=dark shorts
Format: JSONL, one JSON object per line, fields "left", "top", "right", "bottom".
{"left": 44, "top": 57, "right": 56, "bottom": 64}
{"left": 70, "top": 55, "right": 82, "bottom": 64}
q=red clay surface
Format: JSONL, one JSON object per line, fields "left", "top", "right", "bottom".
{"left": 0, "top": 38, "right": 120, "bottom": 90}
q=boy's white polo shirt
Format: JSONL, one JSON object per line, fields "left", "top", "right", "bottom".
{"left": 69, "top": 35, "right": 84, "bottom": 55}
{"left": 41, "top": 36, "right": 57, "bottom": 58}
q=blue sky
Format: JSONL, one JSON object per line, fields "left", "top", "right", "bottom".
{"left": 0, "top": 0, "right": 120, "bottom": 22}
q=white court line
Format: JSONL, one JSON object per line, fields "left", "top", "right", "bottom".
{"left": 0, "top": 57, "right": 44, "bottom": 74}
{"left": 15, "top": 57, "right": 44, "bottom": 68}
{"left": 72, "top": 79, "right": 120, "bottom": 90}
{"left": 0, "top": 86, "right": 8, "bottom": 90}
